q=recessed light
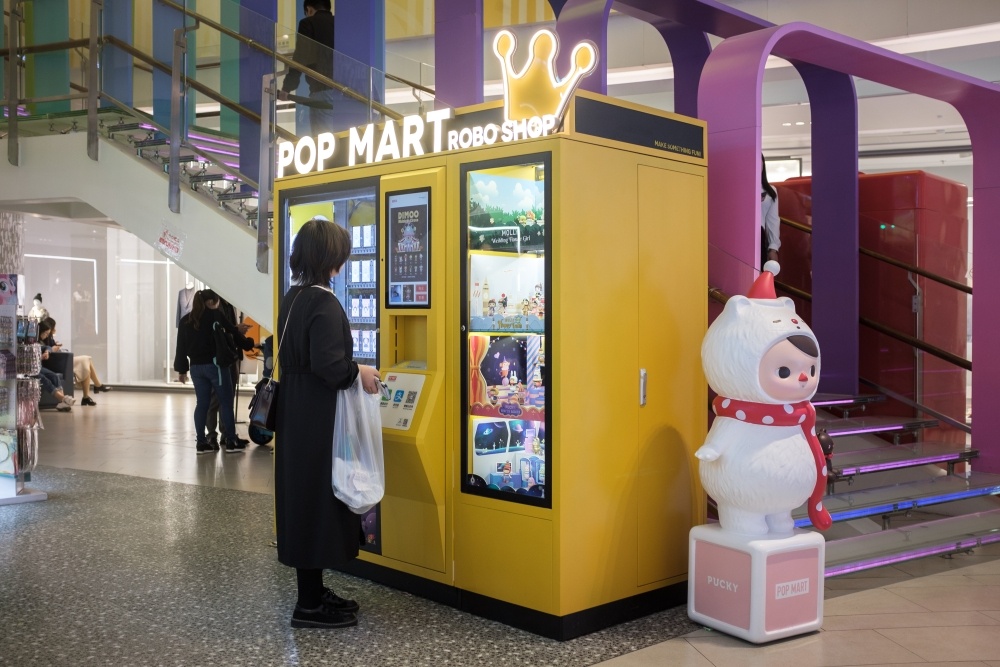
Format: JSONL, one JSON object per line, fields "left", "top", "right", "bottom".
{"left": 782, "top": 122, "right": 792, "bottom": 127}
{"left": 795, "top": 121, "right": 805, "bottom": 126}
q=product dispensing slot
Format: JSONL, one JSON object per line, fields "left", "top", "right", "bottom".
{"left": 390, "top": 314, "right": 427, "bottom": 368}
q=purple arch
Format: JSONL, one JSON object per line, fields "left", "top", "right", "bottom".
{"left": 553, "top": 0, "right": 612, "bottom": 94}
{"left": 699, "top": 22, "right": 1000, "bottom": 472}
{"left": 557, "top": 2, "right": 859, "bottom": 390}
{"left": 434, "top": 0, "right": 483, "bottom": 108}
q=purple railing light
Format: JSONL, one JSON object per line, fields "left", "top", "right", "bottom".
{"left": 140, "top": 123, "right": 155, "bottom": 130}
{"left": 849, "top": 453, "right": 964, "bottom": 476}
{"left": 826, "top": 425, "right": 905, "bottom": 437}
{"left": 223, "top": 162, "right": 240, "bottom": 169}
{"left": 191, "top": 144, "right": 240, "bottom": 158}
{"left": 813, "top": 398, "right": 857, "bottom": 406}
{"left": 188, "top": 131, "right": 240, "bottom": 148}
{"left": 798, "top": 484, "right": 1000, "bottom": 528}
{"left": 826, "top": 540, "right": 981, "bottom": 577}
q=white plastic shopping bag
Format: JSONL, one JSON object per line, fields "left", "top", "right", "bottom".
{"left": 332, "top": 374, "right": 385, "bottom": 514}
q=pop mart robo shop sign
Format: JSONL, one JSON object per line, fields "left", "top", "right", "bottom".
{"left": 277, "top": 109, "right": 558, "bottom": 177}
{"left": 277, "top": 29, "right": 598, "bottom": 177}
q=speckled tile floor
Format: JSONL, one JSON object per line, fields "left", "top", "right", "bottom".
{"left": 0, "top": 466, "right": 697, "bottom": 667}
{"left": 2, "top": 392, "right": 999, "bottom": 667}
{"left": 0, "top": 392, "right": 699, "bottom": 666}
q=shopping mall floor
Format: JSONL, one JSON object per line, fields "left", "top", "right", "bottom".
{"left": 2, "top": 390, "right": 999, "bottom": 667}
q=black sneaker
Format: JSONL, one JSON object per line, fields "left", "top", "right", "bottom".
{"left": 196, "top": 441, "right": 213, "bottom": 455}
{"left": 222, "top": 437, "right": 246, "bottom": 453}
{"left": 207, "top": 434, "right": 220, "bottom": 451}
{"left": 291, "top": 604, "right": 357, "bottom": 629}
{"left": 322, "top": 588, "right": 360, "bottom": 613}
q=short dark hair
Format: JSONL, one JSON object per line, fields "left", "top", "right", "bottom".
{"left": 304, "top": 0, "right": 331, "bottom": 11}
{"left": 787, "top": 334, "right": 819, "bottom": 358}
{"left": 290, "top": 218, "right": 352, "bottom": 286}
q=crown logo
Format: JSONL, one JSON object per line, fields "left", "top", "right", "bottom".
{"left": 493, "top": 29, "right": 598, "bottom": 123}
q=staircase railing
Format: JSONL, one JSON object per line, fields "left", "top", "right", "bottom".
{"left": 2, "top": 0, "right": 436, "bottom": 269}
{"left": 776, "top": 214, "right": 972, "bottom": 432}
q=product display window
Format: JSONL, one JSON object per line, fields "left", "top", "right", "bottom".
{"left": 281, "top": 179, "right": 381, "bottom": 366}
{"left": 460, "top": 154, "right": 551, "bottom": 507}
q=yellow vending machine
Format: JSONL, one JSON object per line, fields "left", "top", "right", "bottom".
{"left": 273, "top": 85, "right": 708, "bottom": 638}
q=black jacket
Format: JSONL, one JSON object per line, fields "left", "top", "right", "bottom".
{"left": 282, "top": 10, "right": 334, "bottom": 94}
{"left": 174, "top": 308, "right": 253, "bottom": 373}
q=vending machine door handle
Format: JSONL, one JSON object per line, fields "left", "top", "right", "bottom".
{"left": 639, "top": 368, "right": 648, "bottom": 406}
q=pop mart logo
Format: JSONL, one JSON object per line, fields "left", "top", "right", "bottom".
{"left": 276, "top": 109, "right": 559, "bottom": 177}
{"left": 276, "top": 28, "right": 597, "bottom": 177}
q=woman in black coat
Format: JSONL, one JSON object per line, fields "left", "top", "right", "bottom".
{"left": 174, "top": 289, "right": 254, "bottom": 453}
{"left": 275, "top": 218, "right": 381, "bottom": 629}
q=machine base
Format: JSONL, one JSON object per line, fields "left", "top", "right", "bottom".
{"left": 339, "top": 559, "right": 687, "bottom": 641}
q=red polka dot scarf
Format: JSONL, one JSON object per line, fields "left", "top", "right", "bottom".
{"left": 712, "top": 395, "right": 833, "bottom": 531}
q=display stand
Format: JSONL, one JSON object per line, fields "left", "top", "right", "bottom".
{"left": 688, "top": 524, "right": 824, "bottom": 643}
{"left": 0, "top": 275, "right": 47, "bottom": 506}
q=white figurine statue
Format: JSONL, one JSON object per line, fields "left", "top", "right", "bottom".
{"left": 696, "top": 261, "right": 832, "bottom": 536}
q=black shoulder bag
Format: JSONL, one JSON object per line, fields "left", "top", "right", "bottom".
{"left": 248, "top": 291, "right": 301, "bottom": 432}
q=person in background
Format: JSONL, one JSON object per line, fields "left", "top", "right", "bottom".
{"left": 274, "top": 218, "right": 381, "bottom": 629}
{"left": 38, "top": 320, "right": 76, "bottom": 412}
{"left": 37, "top": 347, "right": 75, "bottom": 412}
{"left": 174, "top": 290, "right": 255, "bottom": 454}
{"left": 761, "top": 156, "right": 780, "bottom": 268}
{"left": 279, "top": 0, "right": 337, "bottom": 135}
{"left": 42, "top": 318, "right": 111, "bottom": 407}
{"left": 205, "top": 296, "right": 251, "bottom": 449}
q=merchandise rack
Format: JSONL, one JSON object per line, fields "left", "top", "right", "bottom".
{"left": 0, "top": 279, "right": 47, "bottom": 506}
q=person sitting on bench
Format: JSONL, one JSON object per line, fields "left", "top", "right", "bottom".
{"left": 37, "top": 359, "right": 75, "bottom": 412}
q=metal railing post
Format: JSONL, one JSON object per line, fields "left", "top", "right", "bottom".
{"left": 6, "top": 0, "right": 23, "bottom": 166}
{"left": 256, "top": 73, "right": 274, "bottom": 274}
{"left": 87, "top": 0, "right": 103, "bottom": 161}
{"left": 168, "top": 22, "right": 198, "bottom": 214}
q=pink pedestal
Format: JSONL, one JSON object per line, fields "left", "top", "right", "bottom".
{"left": 688, "top": 524, "right": 824, "bottom": 643}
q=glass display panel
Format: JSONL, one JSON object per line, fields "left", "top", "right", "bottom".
{"left": 280, "top": 178, "right": 380, "bottom": 367}
{"left": 460, "top": 154, "right": 551, "bottom": 507}
{"left": 385, "top": 188, "right": 431, "bottom": 307}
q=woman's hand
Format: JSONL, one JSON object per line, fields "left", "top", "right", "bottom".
{"left": 358, "top": 365, "right": 381, "bottom": 394}
{"left": 51, "top": 344, "right": 63, "bottom": 352}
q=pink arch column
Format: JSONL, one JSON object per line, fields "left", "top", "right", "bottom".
{"left": 699, "top": 22, "right": 1000, "bottom": 472}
